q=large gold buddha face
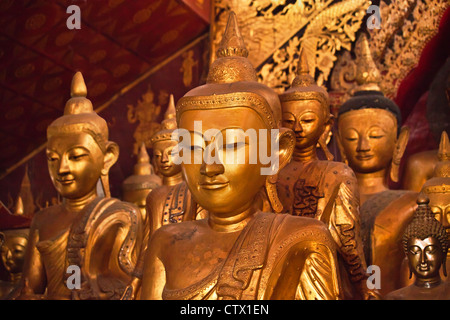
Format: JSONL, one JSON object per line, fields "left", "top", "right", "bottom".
{"left": 407, "top": 236, "right": 444, "bottom": 280}
{"left": 338, "top": 108, "right": 397, "bottom": 173}
{"left": 153, "top": 140, "right": 182, "bottom": 178}
{"left": 179, "top": 107, "right": 269, "bottom": 216}
{"left": 46, "top": 131, "right": 105, "bottom": 199}
{"left": 282, "top": 100, "right": 328, "bottom": 149}
{"left": 0, "top": 231, "right": 28, "bottom": 274}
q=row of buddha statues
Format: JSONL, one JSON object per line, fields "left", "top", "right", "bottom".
{"left": 0, "top": 12, "right": 449, "bottom": 300}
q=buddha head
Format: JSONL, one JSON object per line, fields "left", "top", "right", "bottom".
{"left": 0, "top": 207, "right": 31, "bottom": 280}
{"left": 402, "top": 194, "right": 449, "bottom": 281}
{"left": 0, "top": 229, "right": 28, "bottom": 276}
{"left": 175, "top": 11, "right": 294, "bottom": 215}
{"left": 337, "top": 34, "right": 409, "bottom": 182}
{"left": 421, "top": 131, "right": 450, "bottom": 236}
{"left": 279, "top": 47, "right": 333, "bottom": 160}
{"left": 151, "top": 95, "right": 182, "bottom": 181}
{"left": 123, "top": 143, "right": 162, "bottom": 219}
{"left": 46, "top": 72, "right": 119, "bottom": 199}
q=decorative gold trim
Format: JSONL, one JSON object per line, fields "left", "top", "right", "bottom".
{"left": 177, "top": 92, "right": 276, "bottom": 129}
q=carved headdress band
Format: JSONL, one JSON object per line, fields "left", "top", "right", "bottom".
{"left": 47, "top": 72, "right": 109, "bottom": 153}
{"left": 151, "top": 94, "right": 178, "bottom": 144}
{"left": 176, "top": 11, "right": 281, "bottom": 130}
{"left": 279, "top": 47, "right": 329, "bottom": 112}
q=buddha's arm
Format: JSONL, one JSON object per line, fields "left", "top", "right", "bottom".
{"left": 140, "top": 233, "right": 166, "bottom": 300}
{"left": 146, "top": 188, "right": 164, "bottom": 237}
{"left": 328, "top": 177, "right": 379, "bottom": 298}
{"left": 295, "top": 244, "right": 342, "bottom": 300}
{"left": 15, "top": 224, "right": 46, "bottom": 298}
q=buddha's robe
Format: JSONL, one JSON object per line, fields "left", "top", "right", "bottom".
{"left": 20, "top": 197, "right": 143, "bottom": 300}
{"left": 277, "top": 160, "right": 367, "bottom": 299}
{"left": 142, "top": 211, "right": 342, "bottom": 300}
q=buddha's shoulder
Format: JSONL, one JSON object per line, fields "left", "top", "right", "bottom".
{"left": 320, "top": 161, "right": 356, "bottom": 181}
{"left": 272, "top": 214, "right": 335, "bottom": 247}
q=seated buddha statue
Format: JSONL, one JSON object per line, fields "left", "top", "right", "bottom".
{"left": 276, "top": 48, "right": 375, "bottom": 300}
{"left": 336, "top": 34, "right": 418, "bottom": 295}
{"left": 145, "top": 94, "right": 205, "bottom": 237}
{"left": 12, "top": 72, "right": 143, "bottom": 300}
{"left": 122, "top": 142, "right": 162, "bottom": 223}
{"left": 140, "top": 12, "right": 343, "bottom": 300}
{"left": 385, "top": 194, "right": 450, "bottom": 300}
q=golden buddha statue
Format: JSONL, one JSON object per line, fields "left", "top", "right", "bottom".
{"left": 145, "top": 94, "right": 204, "bottom": 236}
{"left": 276, "top": 48, "right": 375, "bottom": 299}
{"left": 122, "top": 142, "right": 162, "bottom": 222}
{"left": 385, "top": 194, "right": 450, "bottom": 300}
{"left": 140, "top": 12, "right": 343, "bottom": 300}
{"left": 337, "top": 34, "right": 418, "bottom": 295}
{"left": 13, "top": 72, "right": 143, "bottom": 300}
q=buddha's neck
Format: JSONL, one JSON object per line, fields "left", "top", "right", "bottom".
{"left": 208, "top": 205, "right": 256, "bottom": 233}
{"left": 293, "top": 145, "right": 318, "bottom": 163}
{"left": 355, "top": 169, "right": 388, "bottom": 197}
{"left": 10, "top": 272, "right": 21, "bottom": 283}
{"left": 163, "top": 172, "right": 183, "bottom": 186}
{"left": 414, "top": 275, "right": 442, "bottom": 289}
{"left": 63, "top": 189, "right": 97, "bottom": 212}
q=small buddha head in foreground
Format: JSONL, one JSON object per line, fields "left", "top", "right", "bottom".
{"left": 402, "top": 194, "right": 449, "bottom": 284}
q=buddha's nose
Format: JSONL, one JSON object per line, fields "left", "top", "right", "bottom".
{"left": 357, "top": 136, "right": 370, "bottom": 152}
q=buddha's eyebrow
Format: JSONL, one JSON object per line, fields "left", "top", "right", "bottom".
{"left": 67, "top": 145, "right": 91, "bottom": 153}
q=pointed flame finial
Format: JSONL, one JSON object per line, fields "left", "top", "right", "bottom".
{"left": 64, "top": 71, "right": 94, "bottom": 115}
{"left": 164, "top": 94, "right": 176, "bottom": 120}
{"left": 355, "top": 33, "right": 382, "bottom": 92}
{"left": 216, "top": 11, "right": 248, "bottom": 58}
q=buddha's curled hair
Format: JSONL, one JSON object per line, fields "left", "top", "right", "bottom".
{"left": 402, "top": 195, "right": 449, "bottom": 256}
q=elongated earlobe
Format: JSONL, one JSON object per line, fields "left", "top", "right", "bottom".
{"left": 101, "top": 142, "right": 119, "bottom": 198}
{"left": 390, "top": 126, "right": 410, "bottom": 182}
{"left": 265, "top": 127, "right": 295, "bottom": 213}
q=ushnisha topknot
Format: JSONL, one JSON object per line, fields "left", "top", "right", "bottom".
{"left": 279, "top": 47, "right": 329, "bottom": 112}
{"left": 151, "top": 94, "right": 177, "bottom": 144}
{"left": 176, "top": 11, "right": 281, "bottom": 130}
{"left": 47, "top": 72, "right": 109, "bottom": 152}
{"left": 338, "top": 34, "right": 402, "bottom": 131}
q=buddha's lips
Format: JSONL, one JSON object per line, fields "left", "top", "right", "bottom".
{"left": 356, "top": 154, "right": 374, "bottom": 160}
{"left": 199, "top": 181, "right": 229, "bottom": 190}
{"left": 56, "top": 178, "right": 75, "bottom": 185}
{"left": 418, "top": 264, "right": 430, "bottom": 272}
